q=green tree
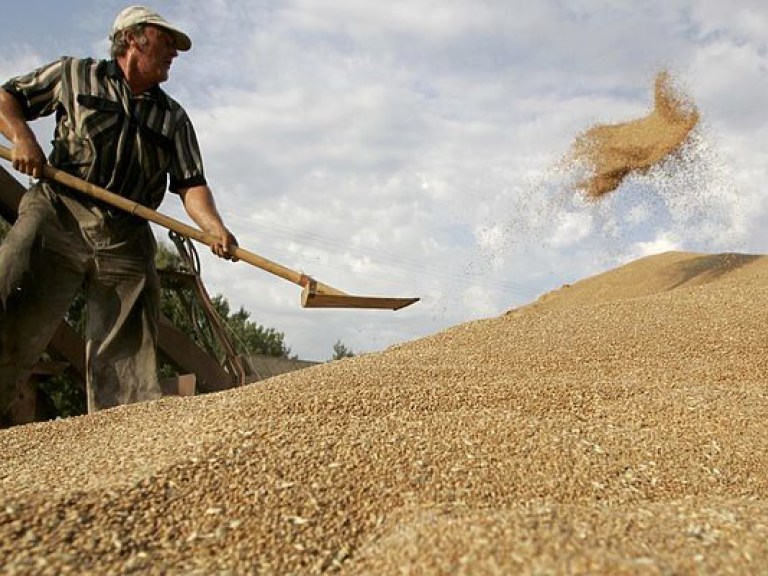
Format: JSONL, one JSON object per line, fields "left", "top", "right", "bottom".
{"left": 213, "top": 296, "right": 289, "bottom": 357}
{"left": 156, "top": 240, "right": 290, "bottom": 362}
{"left": 332, "top": 340, "right": 355, "bottom": 360}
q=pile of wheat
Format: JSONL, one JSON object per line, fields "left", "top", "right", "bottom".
{"left": 2, "top": 251, "right": 768, "bottom": 574}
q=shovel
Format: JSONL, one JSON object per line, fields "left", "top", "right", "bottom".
{"left": 0, "top": 144, "right": 419, "bottom": 311}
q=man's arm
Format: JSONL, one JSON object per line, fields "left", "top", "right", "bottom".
{"left": 178, "top": 184, "right": 239, "bottom": 261}
{"left": 0, "top": 88, "right": 46, "bottom": 178}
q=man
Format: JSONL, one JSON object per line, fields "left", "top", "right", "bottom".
{"left": 0, "top": 6, "right": 238, "bottom": 421}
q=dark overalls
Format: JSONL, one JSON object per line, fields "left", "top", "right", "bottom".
{"left": 0, "top": 57, "right": 208, "bottom": 416}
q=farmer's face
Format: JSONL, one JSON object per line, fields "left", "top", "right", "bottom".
{"left": 135, "top": 25, "right": 178, "bottom": 85}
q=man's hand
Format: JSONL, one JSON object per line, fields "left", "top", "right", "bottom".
{"left": 209, "top": 225, "right": 239, "bottom": 261}
{"left": 11, "top": 136, "right": 46, "bottom": 178}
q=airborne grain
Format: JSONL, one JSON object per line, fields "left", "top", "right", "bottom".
{"left": 567, "top": 71, "right": 700, "bottom": 199}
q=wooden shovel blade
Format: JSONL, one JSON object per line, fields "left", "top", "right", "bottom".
{"left": 300, "top": 285, "right": 419, "bottom": 310}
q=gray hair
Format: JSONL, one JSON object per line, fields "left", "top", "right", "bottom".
{"left": 109, "top": 24, "right": 147, "bottom": 59}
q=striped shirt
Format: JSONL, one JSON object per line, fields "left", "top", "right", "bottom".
{"left": 2, "top": 57, "right": 206, "bottom": 210}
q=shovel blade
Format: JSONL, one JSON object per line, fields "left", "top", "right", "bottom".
{"left": 301, "top": 286, "right": 419, "bottom": 310}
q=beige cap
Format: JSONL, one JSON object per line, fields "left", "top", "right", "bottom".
{"left": 111, "top": 5, "right": 191, "bottom": 51}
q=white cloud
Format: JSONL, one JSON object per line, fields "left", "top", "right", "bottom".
{"left": 0, "top": 52, "right": 44, "bottom": 81}
{"left": 549, "top": 211, "right": 595, "bottom": 248}
{"left": 630, "top": 234, "right": 682, "bottom": 259}
{"left": 3, "top": 0, "right": 766, "bottom": 360}
{"left": 689, "top": 0, "right": 768, "bottom": 45}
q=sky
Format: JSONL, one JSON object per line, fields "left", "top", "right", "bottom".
{"left": 1, "top": 0, "right": 767, "bottom": 361}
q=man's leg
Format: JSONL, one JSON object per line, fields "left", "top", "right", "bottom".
{"left": 0, "top": 188, "right": 87, "bottom": 419}
{"left": 0, "top": 268, "right": 83, "bottom": 417}
{"left": 84, "top": 224, "right": 162, "bottom": 412}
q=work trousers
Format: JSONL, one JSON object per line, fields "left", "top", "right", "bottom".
{"left": 0, "top": 184, "right": 162, "bottom": 416}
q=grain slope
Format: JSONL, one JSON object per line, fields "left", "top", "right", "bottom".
{"left": 1, "top": 250, "right": 767, "bottom": 575}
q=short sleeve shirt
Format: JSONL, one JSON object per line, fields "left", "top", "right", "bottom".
{"left": 2, "top": 57, "right": 206, "bottom": 210}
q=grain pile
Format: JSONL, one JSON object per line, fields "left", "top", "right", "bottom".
{"left": 567, "top": 71, "right": 700, "bottom": 199}
{"left": 2, "top": 250, "right": 768, "bottom": 574}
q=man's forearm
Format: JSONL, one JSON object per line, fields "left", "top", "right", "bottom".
{"left": 179, "top": 185, "right": 227, "bottom": 234}
{"left": 179, "top": 184, "right": 238, "bottom": 260}
{"left": 0, "top": 88, "right": 46, "bottom": 177}
{"left": 0, "top": 89, "right": 32, "bottom": 143}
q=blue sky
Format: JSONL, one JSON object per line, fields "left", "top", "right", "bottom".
{"left": 2, "top": 1, "right": 767, "bottom": 361}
